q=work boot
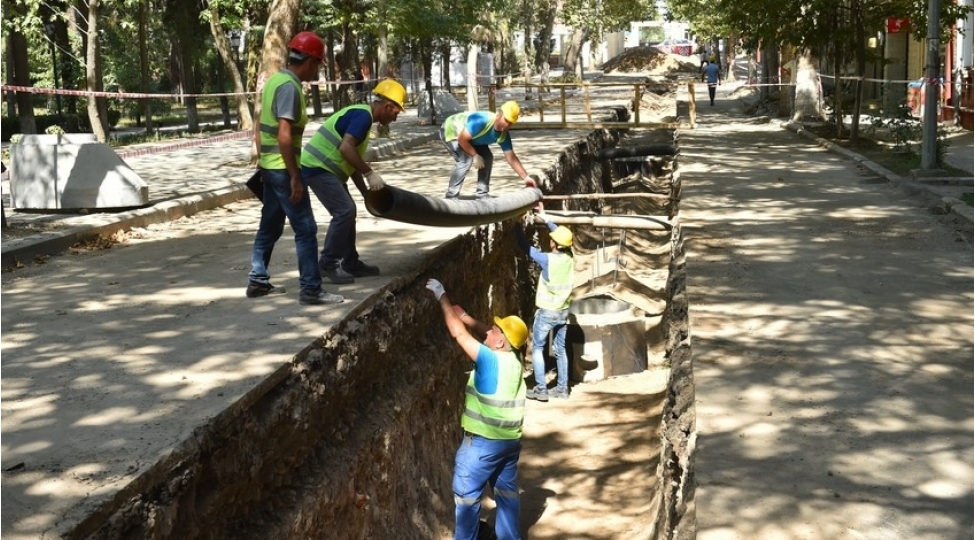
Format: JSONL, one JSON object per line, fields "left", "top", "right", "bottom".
{"left": 475, "top": 193, "right": 497, "bottom": 200}
{"left": 299, "top": 290, "right": 345, "bottom": 305}
{"left": 320, "top": 261, "right": 355, "bottom": 284}
{"left": 343, "top": 259, "right": 380, "bottom": 277}
{"left": 526, "top": 386, "right": 549, "bottom": 402}
{"left": 246, "top": 282, "right": 286, "bottom": 298}
{"left": 550, "top": 387, "right": 570, "bottom": 399}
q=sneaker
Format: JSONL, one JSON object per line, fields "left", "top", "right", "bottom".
{"left": 320, "top": 262, "right": 355, "bottom": 284}
{"left": 246, "top": 282, "right": 286, "bottom": 298}
{"left": 343, "top": 259, "right": 380, "bottom": 277}
{"left": 299, "top": 291, "right": 345, "bottom": 305}
{"left": 551, "top": 387, "right": 570, "bottom": 399}
{"left": 475, "top": 193, "right": 497, "bottom": 200}
{"left": 526, "top": 386, "right": 549, "bottom": 402}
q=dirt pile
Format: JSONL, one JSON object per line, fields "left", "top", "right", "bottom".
{"left": 602, "top": 46, "right": 700, "bottom": 76}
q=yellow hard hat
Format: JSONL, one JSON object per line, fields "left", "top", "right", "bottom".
{"left": 374, "top": 79, "right": 407, "bottom": 111}
{"left": 550, "top": 226, "right": 573, "bottom": 247}
{"left": 493, "top": 315, "right": 528, "bottom": 349}
{"left": 499, "top": 100, "right": 520, "bottom": 123}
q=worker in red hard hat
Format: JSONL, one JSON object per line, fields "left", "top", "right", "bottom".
{"left": 247, "top": 30, "right": 344, "bottom": 306}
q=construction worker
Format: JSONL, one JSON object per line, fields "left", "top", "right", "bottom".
{"left": 247, "top": 31, "right": 344, "bottom": 306}
{"left": 301, "top": 78, "right": 407, "bottom": 284}
{"left": 440, "top": 100, "right": 532, "bottom": 199}
{"left": 424, "top": 277, "right": 528, "bottom": 540}
{"left": 516, "top": 208, "right": 574, "bottom": 401}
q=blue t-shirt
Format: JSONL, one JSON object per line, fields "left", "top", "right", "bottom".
{"left": 465, "top": 112, "right": 514, "bottom": 152}
{"left": 473, "top": 344, "right": 500, "bottom": 395}
{"left": 333, "top": 107, "right": 373, "bottom": 143}
{"left": 703, "top": 63, "right": 721, "bottom": 85}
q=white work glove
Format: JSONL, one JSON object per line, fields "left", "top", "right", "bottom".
{"left": 425, "top": 279, "right": 445, "bottom": 301}
{"left": 365, "top": 170, "right": 385, "bottom": 191}
{"left": 471, "top": 155, "right": 486, "bottom": 170}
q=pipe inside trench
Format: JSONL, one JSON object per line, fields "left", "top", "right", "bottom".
{"left": 77, "top": 127, "right": 695, "bottom": 540}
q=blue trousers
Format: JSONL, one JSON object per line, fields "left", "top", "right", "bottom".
{"left": 453, "top": 433, "right": 522, "bottom": 540}
{"left": 247, "top": 168, "right": 322, "bottom": 295}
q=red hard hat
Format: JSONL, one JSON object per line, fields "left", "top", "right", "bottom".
{"left": 288, "top": 31, "right": 324, "bottom": 61}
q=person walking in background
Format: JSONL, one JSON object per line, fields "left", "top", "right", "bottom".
{"left": 702, "top": 55, "right": 721, "bottom": 106}
{"left": 425, "top": 278, "right": 528, "bottom": 540}
{"left": 247, "top": 31, "right": 344, "bottom": 306}
{"left": 300, "top": 79, "right": 407, "bottom": 285}
{"left": 440, "top": 101, "right": 532, "bottom": 200}
{"left": 515, "top": 208, "right": 575, "bottom": 402}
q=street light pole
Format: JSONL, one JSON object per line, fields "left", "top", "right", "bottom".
{"left": 921, "top": 0, "right": 941, "bottom": 169}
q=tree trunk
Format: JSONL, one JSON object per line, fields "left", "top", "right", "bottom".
{"left": 8, "top": 24, "right": 36, "bottom": 134}
{"left": 561, "top": 27, "right": 589, "bottom": 82}
{"left": 466, "top": 44, "right": 479, "bottom": 111}
{"left": 850, "top": 0, "right": 865, "bottom": 143}
{"left": 254, "top": 0, "right": 301, "bottom": 162}
{"left": 86, "top": 0, "right": 109, "bottom": 141}
{"left": 208, "top": 6, "right": 252, "bottom": 131}
{"left": 422, "top": 41, "right": 436, "bottom": 123}
{"left": 792, "top": 51, "right": 825, "bottom": 122}
{"left": 140, "top": 0, "right": 154, "bottom": 133}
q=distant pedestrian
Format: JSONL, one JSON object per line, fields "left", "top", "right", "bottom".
{"left": 424, "top": 277, "right": 528, "bottom": 540}
{"left": 516, "top": 208, "right": 575, "bottom": 401}
{"left": 300, "top": 79, "right": 407, "bottom": 285}
{"left": 702, "top": 56, "right": 721, "bottom": 106}
{"left": 247, "top": 31, "right": 344, "bottom": 306}
{"left": 440, "top": 101, "right": 532, "bottom": 199}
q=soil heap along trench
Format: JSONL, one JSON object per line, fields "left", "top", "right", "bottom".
{"left": 69, "top": 100, "right": 696, "bottom": 539}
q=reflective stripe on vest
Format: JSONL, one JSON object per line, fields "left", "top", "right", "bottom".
{"left": 461, "top": 350, "right": 526, "bottom": 440}
{"left": 535, "top": 252, "right": 574, "bottom": 311}
{"left": 258, "top": 71, "right": 307, "bottom": 170}
{"left": 300, "top": 104, "right": 371, "bottom": 180}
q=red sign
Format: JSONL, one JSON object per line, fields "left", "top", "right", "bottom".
{"left": 887, "top": 17, "right": 910, "bottom": 34}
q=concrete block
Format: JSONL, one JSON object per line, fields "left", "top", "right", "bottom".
{"left": 10, "top": 134, "right": 149, "bottom": 211}
{"left": 567, "top": 296, "right": 649, "bottom": 382}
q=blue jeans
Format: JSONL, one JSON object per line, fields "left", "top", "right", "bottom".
{"left": 248, "top": 168, "right": 322, "bottom": 295}
{"left": 440, "top": 128, "right": 494, "bottom": 198}
{"left": 531, "top": 308, "right": 569, "bottom": 392}
{"left": 453, "top": 433, "right": 522, "bottom": 540}
{"left": 302, "top": 166, "right": 359, "bottom": 269}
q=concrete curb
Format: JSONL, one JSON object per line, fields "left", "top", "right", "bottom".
{"left": 784, "top": 122, "right": 973, "bottom": 225}
{"left": 1, "top": 133, "right": 438, "bottom": 270}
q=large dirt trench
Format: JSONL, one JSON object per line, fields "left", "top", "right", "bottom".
{"left": 76, "top": 123, "right": 695, "bottom": 540}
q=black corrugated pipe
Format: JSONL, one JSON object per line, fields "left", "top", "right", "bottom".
{"left": 364, "top": 186, "right": 543, "bottom": 227}
{"left": 596, "top": 145, "right": 678, "bottom": 159}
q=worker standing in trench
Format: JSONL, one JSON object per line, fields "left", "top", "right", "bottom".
{"left": 425, "top": 277, "right": 529, "bottom": 540}
{"left": 300, "top": 79, "right": 408, "bottom": 285}
{"left": 515, "top": 208, "right": 575, "bottom": 401}
{"left": 439, "top": 101, "right": 533, "bottom": 200}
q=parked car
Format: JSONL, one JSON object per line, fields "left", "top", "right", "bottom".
{"left": 654, "top": 39, "right": 695, "bottom": 56}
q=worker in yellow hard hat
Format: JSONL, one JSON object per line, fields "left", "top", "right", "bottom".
{"left": 515, "top": 205, "right": 575, "bottom": 401}
{"left": 439, "top": 100, "right": 535, "bottom": 200}
{"left": 300, "top": 78, "right": 408, "bottom": 285}
{"left": 424, "top": 277, "right": 527, "bottom": 540}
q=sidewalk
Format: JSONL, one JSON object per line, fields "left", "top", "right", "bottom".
{"left": 685, "top": 82, "right": 973, "bottom": 540}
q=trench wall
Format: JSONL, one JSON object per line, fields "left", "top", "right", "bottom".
{"left": 75, "top": 124, "right": 695, "bottom": 540}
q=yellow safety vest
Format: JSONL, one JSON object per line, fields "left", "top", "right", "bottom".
{"left": 258, "top": 70, "right": 308, "bottom": 170}
{"left": 300, "top": 104, "right": 371, "bottom": 180}
{"left": 535, "top": 252, "right": 574, "bottom": 311}
{"left": 461, "top": 350, "right": 526, "bottom": 440}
